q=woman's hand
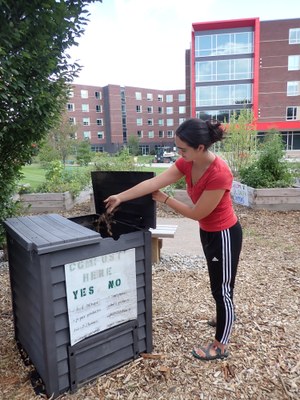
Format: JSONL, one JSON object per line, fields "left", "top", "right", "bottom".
{"left": 152, "top": 190, "right": 169, "bottom": 204}
{"left": 104, "top": 195, "right": 121, "bottom": 213}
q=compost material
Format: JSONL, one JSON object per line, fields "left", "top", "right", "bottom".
{"left": 0, "top": 203, "right": 299, "bottom": 400}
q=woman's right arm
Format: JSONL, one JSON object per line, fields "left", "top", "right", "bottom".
{"left": 104, "top": 163, "right": 183, "bottom": 213}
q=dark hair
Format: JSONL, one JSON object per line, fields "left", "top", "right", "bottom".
{"left": 175, "top": 118, "right": 225, "bottom": 150}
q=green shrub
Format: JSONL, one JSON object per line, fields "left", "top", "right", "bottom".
{"left": 239, "top": 131, "right": 294, "bottom": 188}
{"left": 36, "top": 161, "right": 91, "bottom": 198}
{"left": 93, "top": 149, "right": 140, "bottom": 172}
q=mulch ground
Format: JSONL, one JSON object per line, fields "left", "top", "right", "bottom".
{"left": 0, "top": 203, "right": 299, "bottom": 399}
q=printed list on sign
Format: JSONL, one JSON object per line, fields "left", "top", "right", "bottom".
{"left": 65, "top": 248, "right": 137, "bottom": 345}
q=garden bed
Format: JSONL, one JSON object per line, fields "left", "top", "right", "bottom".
{"left": 16, "top": 189, "right": 92, "bottom": 214}
{"left": 231, "top": 181, "right": 300, "bottom": 211}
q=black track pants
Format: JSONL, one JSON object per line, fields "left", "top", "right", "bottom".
{"left": 200, "top": 221, "right": 243, "bottom": 344}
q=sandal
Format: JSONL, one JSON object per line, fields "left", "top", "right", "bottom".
{"left": 192, "top": 343, "right": 229, "bottom": 361}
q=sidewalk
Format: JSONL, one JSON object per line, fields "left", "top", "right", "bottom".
{"left": 157, "top": 216, "right": 204, "bottom": 256}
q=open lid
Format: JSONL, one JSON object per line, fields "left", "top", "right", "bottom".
{"left": 91, "top": 171, "right": 156, "bottom": 229}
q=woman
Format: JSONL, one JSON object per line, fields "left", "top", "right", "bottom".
{"left": 105, "top": 118, "right": 243, "bottom": 361}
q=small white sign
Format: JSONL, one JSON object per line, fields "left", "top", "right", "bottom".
{"left": 65, "top": 248, "right": 137, "bottom": 346}
{"left": 231, "top": 180, "right": 249, "bottom": 207}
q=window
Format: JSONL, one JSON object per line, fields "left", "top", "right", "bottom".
{"left": 83, "top": 117, "right": 90, "bottom": 126}
{"left": 286, "top": 107, "right": 299, "bottom": 120}
{"left": 81, "top": 90, "right": 88, "bottom": 98}
{"left": 166, "top": 107, "right": 173, "bottom": 114}
{"left": 287, "top": 81, "right": 300, "bottom": 96}
{"left": 167, "top": 119, "right": 174, "bottom": 126}
{"left": 137, "top": 130, "right": 143, "bottom": 138}
{"left": 158, "top": 94, "right": 164, "bottom": 101}
{"left": 96, "top": 105, "right": 102, "bottom": 113}
{"left": 195, "top": 31, "right": 254, "bottom": 57}
{"left": 288, "top": 55, "right": 300, "bottom": 70}
{"left": 179, "top": 117, "right": 186, "bottom": 125}
{"left": 147, "top": 106, "right": 153, "bottom": 113}
{"left": 196, "top": 58, "right": 253, "bottom": 82}
{"left": 158, "top": 106, "right": 164, "bottom": 114}
{"left": 158, "top": 130, "right": 164, "bottom": 138}
{"left": 289, "top": 28, "right": 300, "bottom": 44}
{"left": 178, "top": 93, "right": 186, "bottom": 102}
{"left": 179, "top": 106, "right": 186, "bottom": 114}
{"left": 82, "top": 104, "right": 89, "bottom": 112}
{"left": 136, "top": 118, "right": 143, "bottom": 126}
{"left": 83, "top": 131, "right": 91, "bottom": 139}
{"left": 96, "top": 119, "right": 103, "bottom": 126}
{"left": 167, "top": 130, "right": 174, "bottom": 138}
{"left": 97, "top": 131, "right": 105, "bottom": 139}
{"left": 147, "top": 93, "right": 153, "bottom": 101}
{"left": 196, "top": 84, "right": 253, "bottom": 107}
{"left": 166, "top": 94, "right": 173, "bottom": 102}
{"left": 69, "top": 117, "right": 76, "bottom": 125}
{"left": 148, "top": 131, "right": 154, "bottom": 138}
{"left": 135, "top": 92, "right": 142, "bottom": 100}
{"left": 136, "top": 105, "right": 142, "bottom": 113}
{"left": 158, "top": 119, "right": 164, "bottom": 126}
{"left": 69, "top": 90, "right": 74, "bottom": 98}
{"left": 67, "top": 103, "right": 74, "bottom": 111}
{"left": 91, "top": 146, "right": 104, "bottom": 152}
{"left": 147, "top": 119, "right": 153, "bottom": 126}
{"left": 95, "top": 91, "right": 101, "bottom": 99}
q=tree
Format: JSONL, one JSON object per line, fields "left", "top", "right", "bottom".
{"left": 76, "top": 140, "right": 92, "bottom": 166}
{"left": 0, "top": 0, "right": 101, "bottom": 245}
{"left": 127, "top": 135, "right": 140, "bottom": 156}
{"left": 39, "top": 114, "right": 78, "bottom": 166}
{"left": 220, "top": 109, "right": 257, "bottom": 177}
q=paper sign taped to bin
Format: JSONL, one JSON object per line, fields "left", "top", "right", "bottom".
{"left": 231, "top": 180, "right": 249, "bottom": 207}
{"left": 65, "top": 248, "right": 137, "bottom": 345}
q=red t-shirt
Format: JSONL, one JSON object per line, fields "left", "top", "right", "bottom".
{"left": 175, "top": 156, "right": 237, "bottom": 232}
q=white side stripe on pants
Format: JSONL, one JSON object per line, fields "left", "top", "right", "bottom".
{"left": 220, "top": 228, "right": 234, "bottom": 344}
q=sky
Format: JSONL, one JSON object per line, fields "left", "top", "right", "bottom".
{"left": 68, "top": 0, "right": 300, "bottom": 90}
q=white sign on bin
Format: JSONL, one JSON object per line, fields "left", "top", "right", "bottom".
{"left": 231, "top": 180, "right": 249, "bottom": 207}
{"left": 65, "top": 248, "right": 137, "bottom": 345}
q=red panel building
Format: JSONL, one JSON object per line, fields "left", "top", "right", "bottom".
{"left": 189, "top": 18, "right": 300, "bottom": 151}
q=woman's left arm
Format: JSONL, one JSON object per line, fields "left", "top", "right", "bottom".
{"left": 153, "top": 189, "right": 225, "bottom": 220}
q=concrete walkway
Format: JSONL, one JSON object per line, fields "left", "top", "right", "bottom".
{"left": 157, "top": 216, "right": 204, "bottom": 257}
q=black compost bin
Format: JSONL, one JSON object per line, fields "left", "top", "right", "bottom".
{"left": 4, "top": 171, "right": 155, "bottom": 398}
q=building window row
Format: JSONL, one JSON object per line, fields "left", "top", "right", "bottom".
{"left": 136, "top": 118, "right": 186, "bottom": 127}
{"left": 82, "top": 132, "right": 105, "bottom": 140}
{"left": 67, "top": 104, "right": 103, "bottom": 113}
{"left": 83, "top": 118, "right": 104, "bottom": 126}
{"left": 137, "top": 130, "right": 175, "bottom": 139}
{"left": 195, "top": 31, "right": 254, "bottom": 58}
{"left": 197, "top": 108, "right": 248, "bottom": 123}
{"left": 135, "top": 92, "right": 186, "bottom": 102}
{"left": 135, "top": 105, "right": 186, "bottom": 114}
{"left": 196, "top": 83, "right": 253, "bottom": 107}
{"left": 196, "top": 58, "right": 253, "bottom": 82}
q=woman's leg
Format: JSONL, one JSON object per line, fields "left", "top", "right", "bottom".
{"left": 198, "top": 222, "right": 242, "bottom": 355}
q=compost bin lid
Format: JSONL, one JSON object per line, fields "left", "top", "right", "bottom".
{"left": 4, "top": 214, "right": 101, "bottom": 254}
{"left": 91, "top": 171, "right": 156, "bottom": 229}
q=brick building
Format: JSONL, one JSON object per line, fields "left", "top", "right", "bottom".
{"left": 189, "top": 17, "right": 300, "bottom": 150}
{"left": 67, "top": 84, "right": 187, "bottom": 155}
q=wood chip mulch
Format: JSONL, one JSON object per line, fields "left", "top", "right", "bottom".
{"left": 0, "top": 203, "right": 299, "bottom": 399}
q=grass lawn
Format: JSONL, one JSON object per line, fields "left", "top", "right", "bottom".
{"left": 19, "top": 164, "right": 46, "bottom": 189}
{"left": 20, "top": 163, "right": 169, "bottom": 190}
